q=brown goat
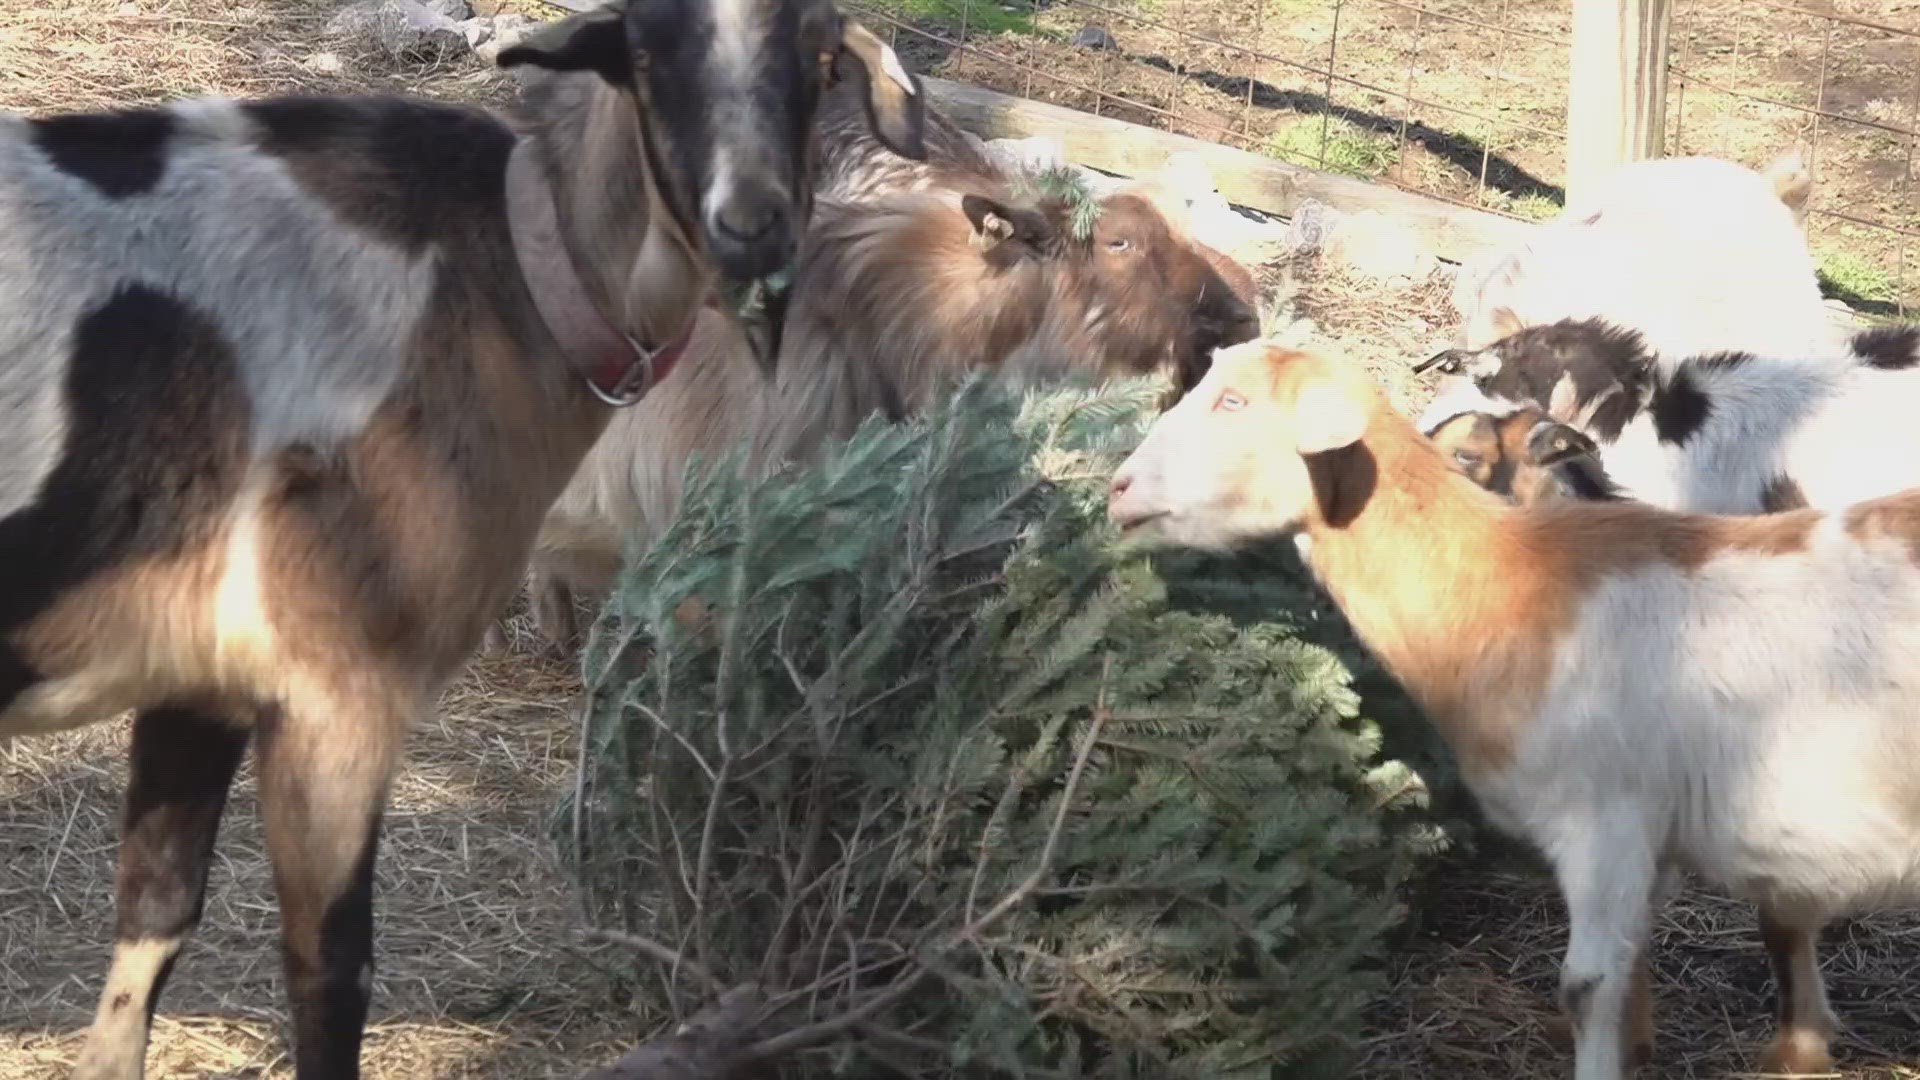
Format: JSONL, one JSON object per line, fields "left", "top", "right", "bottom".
{"left": 1422, "top": 403, "right": 1620, "bottom": 506}
{"left": 503, "top": 175, "right": 1260, "bottom": 651}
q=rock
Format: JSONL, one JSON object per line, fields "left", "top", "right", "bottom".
{"left": 302, "top": 51, "right": 348, "bottom": 75}
{"left": 1322, "top": 209, "right": 1437, "bottom": 283}
{"left": 1071, "top": 24, "right": 1119, "bottom": 51}
{"left": 457, "top": 16, "right": 494, "bottom": 48}
{"left": 325, "top": 0, "right": 470, "bottom": 63}
{"left": 1282, "top": 199, "right": 1341, "bottom": 256}
{"left": 419, "top": 0, "right": 473, "bottom": 17}
{"left": 477, "top": 12, "right": 536, "bottom": 63}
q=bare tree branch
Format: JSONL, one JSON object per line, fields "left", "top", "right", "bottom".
{"left": 583, "top": 928, "right": 724, "bottom": 995}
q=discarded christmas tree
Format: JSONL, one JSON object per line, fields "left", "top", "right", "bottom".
{"left": 561, "top": 372, "right": 1441, "bottom": 1079}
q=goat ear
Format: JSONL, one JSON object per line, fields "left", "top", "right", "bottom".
{"left": 1292, "top": 381, "right": 1369, "bottom": 455}
{"left": 1545, "top": 372, "right": 1582, "bottom": 420}
{"left": 835, "top": 21, "right": 927, "bottom": 160}
{"left": 496, "top": 6, "right": 632, "bottom": 87}
{"left": 1487, "top": 305, "right": 1525, "bottom": 341}
{"left": 1527, "top": 421, "right": 1598, "bottom": 468}
{"left": 961, "top": 194, "right": 1053, "bottom": 252}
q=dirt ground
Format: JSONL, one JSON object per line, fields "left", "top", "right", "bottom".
{"left": 2, "top": 2, "right": 1920, "bottom": 1079}
{"left": 854, "top": 0, "right": 1920, "bottom": 316}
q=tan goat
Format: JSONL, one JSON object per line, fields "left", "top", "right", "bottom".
{"left": 503, "top": 171, "right": 1260, "bottom": 651}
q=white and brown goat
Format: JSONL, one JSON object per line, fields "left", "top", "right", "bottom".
{"left": 504, "top": 129, "right": 1260, "bottom": 651}
{"left": 1110, "top": 339, "right": 1920, "bottom": 1080}
{"left": 0, "top": 2, "right": 927, "bottom": 1077}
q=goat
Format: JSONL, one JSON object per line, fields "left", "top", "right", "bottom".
{"left": 1453, "top": 150, "right": 1840, "bottom": 364}
{"left": 813, "top": 74, "right": 1259, "bottom": 396}
{"left": 1415, "top": 316, "right": 1920, "bottom": 515}
{"left": 506, "top": 168, "right": 1261, "bottom": 651}
{"left": 1421, "top": 399, "right": 1620, "bottom": 506}
{"left": 1109, "top": 337, "right": 1920, "bottom": 1080}
{"left": 0, "top": 3, "right": 926, "bottom": 1076}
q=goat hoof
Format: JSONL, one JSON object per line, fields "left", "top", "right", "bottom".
{"left": 1760, "top": 1029, "right": 1834, "bottom": 1076}
{"left": 1541, "top": 1013, "right": 1652, "bottom": 1069}
{"left": 480, "top": 624, "right": 511, "bottom": 658}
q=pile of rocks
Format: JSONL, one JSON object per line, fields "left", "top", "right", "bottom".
{"left": 323, "top": 0, "right": 538, "bottom": 64}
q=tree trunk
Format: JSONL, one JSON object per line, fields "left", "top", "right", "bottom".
{"left": 577, "top": 985, "right": 769, "bottom": 1080}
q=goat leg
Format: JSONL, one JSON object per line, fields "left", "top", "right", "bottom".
{"left": 1757, "top": 906, "right": 1837, "bottom": 1076}
{"left": 256, "top": 691, "right": 409, "bottom": 1080}
{"left": 1553, "top": 821, "right": 1658, "bottom": 1080}
{"left": 73, "top": 705, "right": 251, "bottom": 1080}
{"left": 530, "top": 574, "right": 581, "bottom": 656}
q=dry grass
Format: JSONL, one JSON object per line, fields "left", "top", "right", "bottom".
{"left": 0, "top": 604, "right": 641, "bottom": 1080}
{"left": 2, "top": 1, "right": 1919, "bottom": 1078}
{"left": 0, "top": 0, "right": 522, "bottom": 113}
{"left": 1356, "top": 865, "right": 1920, "bottom": 1080}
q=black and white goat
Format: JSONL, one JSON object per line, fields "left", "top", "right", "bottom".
{"left": 0, "top": 3, "right": 926, "bottom": 1077}
{"left": 1415, "top": 317, "right": 1920, "bottom": 514}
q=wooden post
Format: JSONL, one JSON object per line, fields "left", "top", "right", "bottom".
{"left": 1566, "top": 0, "right": 1673, "bottom": 205}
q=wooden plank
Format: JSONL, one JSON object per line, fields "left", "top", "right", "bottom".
{"left": 917, "top": 76, "right": 1530, "bottom": 267}
{"left": 1566, "top": 0, "right": 1673, "bottom": 204}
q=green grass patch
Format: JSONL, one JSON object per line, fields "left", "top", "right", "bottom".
{"left": 1503, "top": 193, "right": 1563, "bottom": 221}
{"left": 855, "top": 0, "right": 1038, "bottom": 35}
{"left": 1264, "top": 116, "right": 1398, "bottom": 179}
{"left": 1817, "top": 249, "right": 1898, "bottom": 307}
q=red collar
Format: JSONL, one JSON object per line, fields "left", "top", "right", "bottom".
{"left": 505, "top": 141, "right": 702, "bottom": 408}
{"left": 582, "top": 307, "right": 700, "bottom": 406}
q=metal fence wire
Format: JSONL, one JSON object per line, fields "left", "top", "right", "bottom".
{"left": 841, "top": 0, "right": 1920, "bottom": 315}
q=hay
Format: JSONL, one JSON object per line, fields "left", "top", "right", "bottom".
{"left": 0, "top": 0, "right": 519, "bottom": 116}
{"left": 1354, "top": 865, "right": 1920, "bottom": 1080}
{"left": 0, "top": 600, "right": 639, "bottom": 1080}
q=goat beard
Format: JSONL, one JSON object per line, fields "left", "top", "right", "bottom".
{"left": 722, "top": 267, "right": 793, "bottom": 380}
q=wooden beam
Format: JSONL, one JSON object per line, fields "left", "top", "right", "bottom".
{"left": 1566, "top": 0, "right": 1673, "bottom": 205}
{"left": 917, "top": 76, "right": 1530, "bottom": 267}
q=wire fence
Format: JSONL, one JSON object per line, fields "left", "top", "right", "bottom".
{"left": 1669, "top": 0, "right": 1920, "bottom": 314}
{"left": 841, "top": 0, "right": 1920, "bottom": 315}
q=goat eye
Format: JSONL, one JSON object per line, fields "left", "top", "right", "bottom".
{"left": 1107, "top": 238, "right": 1131, "bottom": 253}
{"left": 1452, "top": 451, "right": 1481, "bottom": 468}
{"left": 1217, "top": 390, "right": 1246, "bottom": 412}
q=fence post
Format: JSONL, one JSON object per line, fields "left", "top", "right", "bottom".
{"left": 1566, "top": 0, "right": 1673, "bottom": 204}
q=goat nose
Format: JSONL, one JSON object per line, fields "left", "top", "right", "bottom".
{"left": 715, "top": 201, "right": 780, "bottom": 242}
{"left": 1109, "top": 472, "right": 1133, "bottom": 501}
